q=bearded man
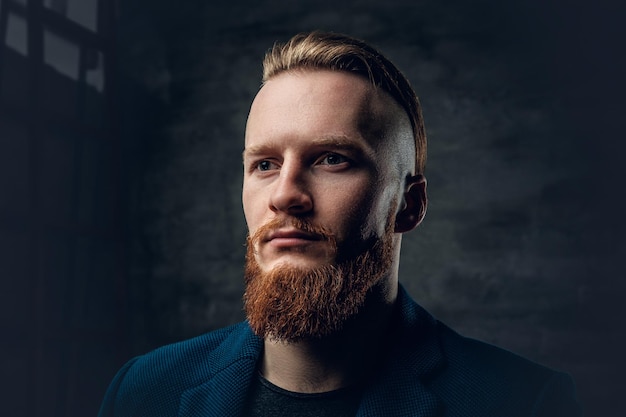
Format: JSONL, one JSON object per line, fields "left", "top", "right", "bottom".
{"left": 99, "top": 32, "right": 581, "bottom": 417}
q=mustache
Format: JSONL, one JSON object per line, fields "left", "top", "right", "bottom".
{"left": 247, "top": 217, "right": 335, "bottom": 247}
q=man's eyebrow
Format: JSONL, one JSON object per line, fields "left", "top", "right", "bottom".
{"left": 242, "top": 143, "right": 278, "bottom": 159}
{"left": 242, "top": 136, "right": 373, "bottom": 159}
{"left": 310, "top": 136, "right": 369, "bottom": 150}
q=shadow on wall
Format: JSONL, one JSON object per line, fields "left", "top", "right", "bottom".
{"left": 0, "top": 0, "right": 126, "bottom": 416}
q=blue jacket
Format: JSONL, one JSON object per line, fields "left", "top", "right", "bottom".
{"left": 98, "top": 286, "right": 581, "bottom": 416}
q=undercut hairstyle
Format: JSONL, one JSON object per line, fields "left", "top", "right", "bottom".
{"left": 262, "top": 31, "right": 427, "bottom": 175}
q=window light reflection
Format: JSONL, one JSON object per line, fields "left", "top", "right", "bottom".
{"left": 5, "top": 13, "right": 28, "bottom": 56}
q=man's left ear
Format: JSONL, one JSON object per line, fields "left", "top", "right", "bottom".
{"left": 394, "top": 175, "right": 428, "bottom": 233}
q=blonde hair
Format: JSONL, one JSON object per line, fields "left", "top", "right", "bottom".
{"left": 262, "top": 31, "right": 426, "bottom": 175}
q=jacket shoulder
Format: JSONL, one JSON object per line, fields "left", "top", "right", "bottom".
{"left": 98, "top": 322, "right": 262, "bottom": 417}
{"left": 433, "top": 322, "right": 580, "bottom": 416}
{"left": 392, "top": 287, "right": 580, "bottom": 415}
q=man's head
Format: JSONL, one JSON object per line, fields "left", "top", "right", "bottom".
{"left": 262, "top": 31, "right": 426, "bottom": 176}
{"left": 241, "top": 32, "right": 427, "bottom": 342}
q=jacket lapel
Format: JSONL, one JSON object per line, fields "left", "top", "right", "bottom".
{"left": 177, "top": 325, "right": 263, "bottom": 417}
{"left": 357, "top": 286, "right": 446, "bottom": 416}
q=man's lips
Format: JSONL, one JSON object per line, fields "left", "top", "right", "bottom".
{"left": 263, "top": 229, "right": 323, "bottom": 247}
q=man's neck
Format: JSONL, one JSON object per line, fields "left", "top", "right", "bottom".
{"left": 259, "top": 283, "right": 397, "bottom": 394}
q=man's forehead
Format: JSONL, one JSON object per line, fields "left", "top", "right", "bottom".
{"left": 246, "top": 70, "right": 395, "bottom": 137}
{"left": 247, "top": 71, "right": 365, "bottom": 128}
{"left": 244, "top": 69, "right": 414, "bottom": 175}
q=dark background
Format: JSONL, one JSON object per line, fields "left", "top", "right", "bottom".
{"left": 1, "top": 0, "right": 625, "bottom": 416}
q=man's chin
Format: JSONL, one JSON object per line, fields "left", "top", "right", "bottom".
{"left": 256, "top": 249, "right": 336, "bottom": 271}
{"left": 257, "top": 259, "right": 332, "bottom": 274}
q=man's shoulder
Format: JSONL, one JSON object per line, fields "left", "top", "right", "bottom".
{"left": 130, "top": 321, "right": 255, "bottom": 376}
{"left": 98, "top": 321, "right": 262, "bottom": 416}
{"left": 390, "top": 287, "right": 580, "bottom": 415}
{"left": 431, "top": 323, "right": 580, "bottom": 415}
{"left": 397, "top": 286, "right": 569, "bottom": 383}
{"left": 436, "top": 321, "right": 561, "bottom": 381}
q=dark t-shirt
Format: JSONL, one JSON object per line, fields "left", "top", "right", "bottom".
{"left": 241, "top": 373, "right": 363, "bottom": 417}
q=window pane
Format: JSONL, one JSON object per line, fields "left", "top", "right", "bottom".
{"left": 1, "top": 31, "right": 29, "bottom": 108}
{"left": 81, "top": 48, "right": 105, "bottom": 125}
{"left": 43, "top": 0, "right": 66, "bottom": 14}
{"left": 44, "top": 0, "right": 98, "bottom": 32}
{"left": 68, "top": 0, "right": 98, "bottom": 32}
{"left": 42, "top": 29, "right": 79, "bottom": 119}
{"left": 85, "top": 49, "right": 104, "bottom": 92}
{"left": 5, "top": 12, "right": 28, "bottom": 56}
{"left": 43, "top": 28, "right": 79, "bottom": 80}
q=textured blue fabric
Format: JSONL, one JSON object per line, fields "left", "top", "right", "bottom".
{"left": 98, "top": 286, "right": 581, "bottom": 416}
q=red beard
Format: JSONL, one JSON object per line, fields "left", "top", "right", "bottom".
{"left": 243, "top": 216, "right": 395, "bottom": 342}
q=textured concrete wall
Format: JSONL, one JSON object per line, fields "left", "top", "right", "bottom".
{"left": 117, "top": 1, "right": 625, "bottom": 415}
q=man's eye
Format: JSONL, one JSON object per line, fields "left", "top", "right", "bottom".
{"left": 320, "top": 153, "right": 348, "bottom": 166}
{"left": 256, "top": 160, "right": 277, "bottom": 171}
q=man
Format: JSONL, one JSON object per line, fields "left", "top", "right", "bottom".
{"left": 99, "top": 32, "right": 581, "bottom": 416}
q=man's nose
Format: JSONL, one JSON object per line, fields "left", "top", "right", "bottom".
{"left": 269, "top": 163, "right": 313, "bottom": 215}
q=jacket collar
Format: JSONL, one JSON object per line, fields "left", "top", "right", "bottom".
{"left": 356, "top": 285, "right": 445, "bottom": 416}
{"left": 177, "top": 285, "right": 445, "bottom": 417}
{"left": 177, "top": 325, "right": 263, "bottom": 417}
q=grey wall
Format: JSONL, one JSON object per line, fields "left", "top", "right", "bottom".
{"left": 119, "top": 0, "right": 623, "bottom": 415}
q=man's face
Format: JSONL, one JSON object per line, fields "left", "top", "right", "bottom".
{"left": 241, "top": 70, "right": 415, "bottom": 340}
